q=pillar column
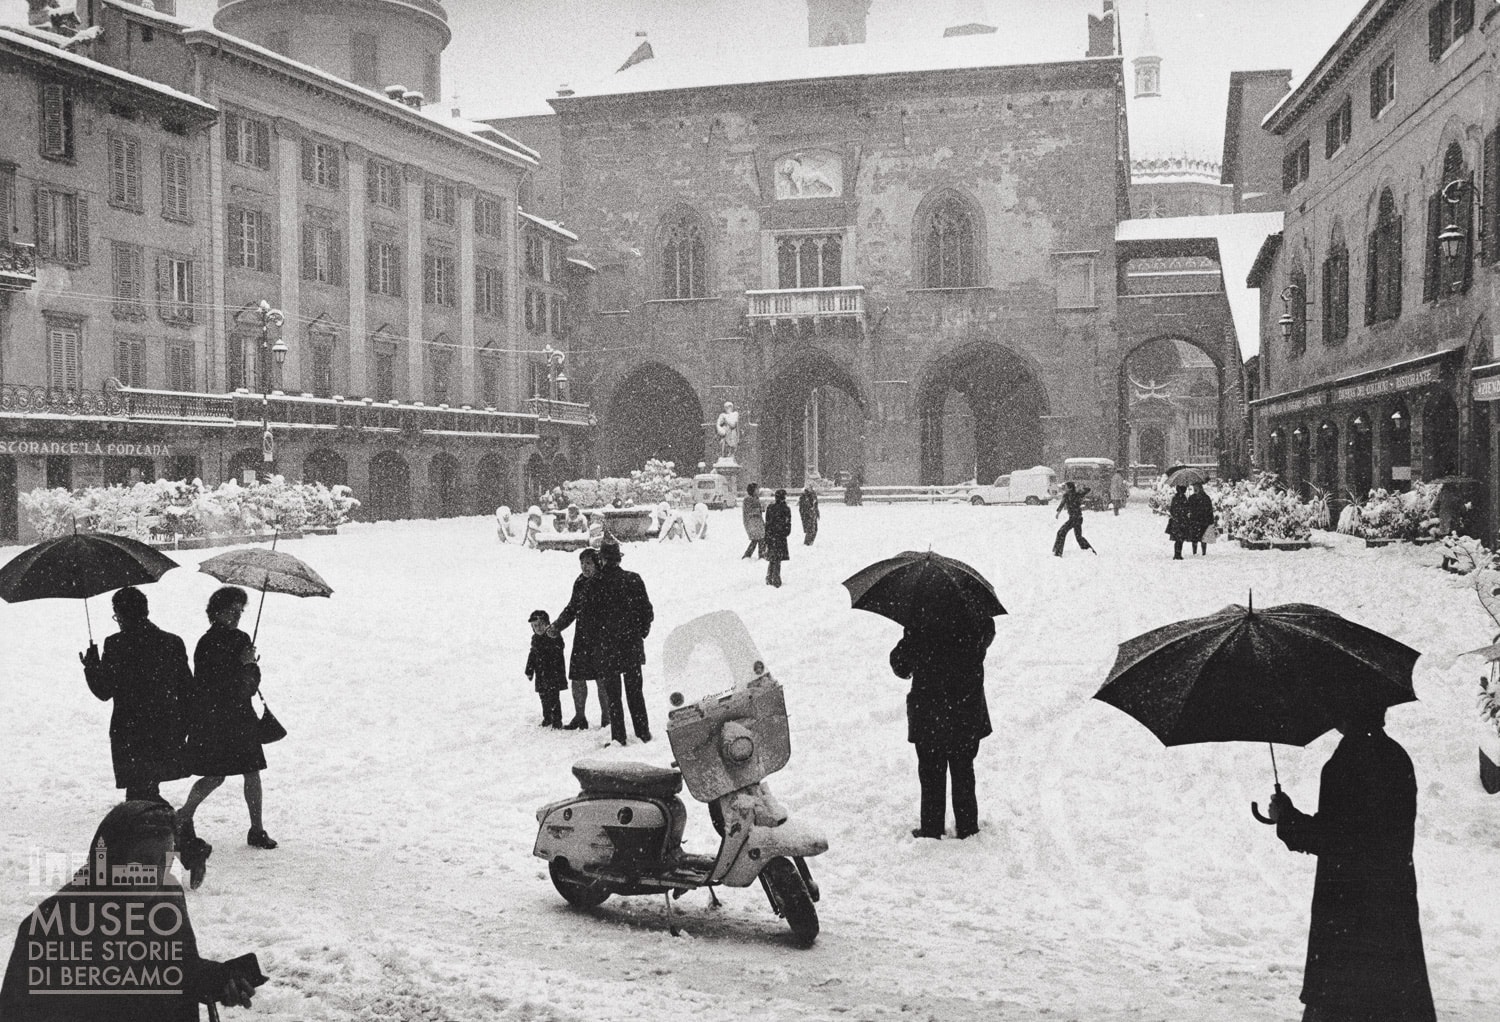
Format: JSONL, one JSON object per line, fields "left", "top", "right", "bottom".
{"left": 273, "top": 118, "right": 303, "bottom": 393}
{"left": 1409, "top": 392, "right": 1430, "bottom": 483}
{"left": 1371, "top": 402, "right": 1392, "bottom": 490}
{"left": 404, "top": 165, "right": 425, "bottom": 402}
{"left": 345, "top": 143, "right": 369, "bottom": 399}
{"left": 457, "top": 184, "right": 477, "bottom": 408}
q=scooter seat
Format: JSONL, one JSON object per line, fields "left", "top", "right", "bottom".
{"left": 572, "top": 758, "right": 683, "bottom": 798}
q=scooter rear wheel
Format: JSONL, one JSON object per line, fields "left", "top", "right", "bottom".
{"left": 549, "top": 860, "right": 612, "bottom": 908}
{"left": 761, "top": 856, "right": 818, "bottom": 947}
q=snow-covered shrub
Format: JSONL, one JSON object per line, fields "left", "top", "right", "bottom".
{"left": 1215, "top": 473, "right": 1320, "bottom": 542}
{"left": 20, "top": 488, "right": 88, "bottom": 539}
{"left": 1354, "top": 482, "right": 1440, "bottom": 540}
{"left": 559, "top": 460, "right": 695, "bottom": 510}
{"left": 1440, "top": 535, "right": 1497, "bottom": 576}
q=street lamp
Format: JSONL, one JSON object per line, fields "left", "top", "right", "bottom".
{"left": 542, "top": 343, "right": 565, "bottom": 402}
{"left": 1278, "top": 284, "right": 1309, "bottom": 341}
{"left": 1437, "top": 177, "right": 1483, "bottom": 288}
{"left": 257, "top": 299, "right": 287, "bottom": 481}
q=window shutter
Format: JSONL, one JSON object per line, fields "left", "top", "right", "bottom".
{"left": 391, "top": 170, "right": 402, "bottom": 212}
{"left": 34, "top": 187, "right": 53, "bottom": 258}
{"left": 302, "top": 223, "right": 316, "bottom": 281}
{"left": 1364, "top": 233, "right": 1378, "bottom": 325}
{"left": 41, "top": 84, "right": 66, "bottom": 157}
{"left": 392, "top": 249, "right": 402, "bottom": 297}
{"left": 228, "top": 208, "right": 243, "bottom": 267}
{"left": 1456, "top": 0, "right": 1474, "bottom": 36}
{"left": 367, "top": 240, "right": 380, "bottom": 293}
{"left": 1391, "top": 215, "right": 1403, "bottom": 315}
{"left": 1460, "top": 170, "right": 1475, "bottom": 292}
{"left": 260, "top": 217, "right": 275, "bottom": 274}
{"left": 1423, "top": 193, "right": 1440, "bottom": 302}
{"left": 225, "top": 114, "right": 240, "bottom": 163}
{"left": 188, "top": 260, "right": 199, "bottom": 320}
{"left": 1487, "top": 128, "right": 1500, "bottom": 264}
{"left": 424, "top": 254, "right": 435, "bottom": 303}
{"left": 301, "top": 139, "right": 315, "bottom": 183}
{"left": 1321, "top": 258, "right": 1332, "bottom": 340}
{"left": 444, "top": 187, "right": 456, "bottom": 226}
{"left": 331, "top": 229, "right": 344, "bottom": 286}
{"left": 72, "top": 194, "right": 88, "bottom": 265}
{"left": 1370, "top": 66, "right": 1381, "bottom": 119}
{"left": 155, "top": 256, "right": 167, "bottom": 318}
{"left": 253, "top": 120, "right": 270, "bottom": 170}
{"left": 327, "top": 150, "right": 340, "bottom": 189}
{"left": 1430, "top": 3, "right": 1445, "bottom": 60}
{"left": 125, "top": 138, "right": 140, "bottom": 206}
{"left": 366, "top": 161, "right": 379, "bottom": 205}
{"left": 1282, "top": 151, "right": 1294, "bottom": 193}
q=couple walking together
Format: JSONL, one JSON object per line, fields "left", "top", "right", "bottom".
{"left": 550, "top": 542, "right": 656, "bottom": 746}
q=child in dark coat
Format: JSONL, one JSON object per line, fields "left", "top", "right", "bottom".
{"left": 526, "top": 610, "right": 568, "bottom": 727}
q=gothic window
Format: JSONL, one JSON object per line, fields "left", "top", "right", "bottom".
{"left": 1322, "top": 242, "right": 1350, "bottom": 343}
{"left": 777, "top": 234, "right": 842, "bottom": 289}
{"left": 661, "top": 209, "right": 707, "bottom": 299}
{"left": 1368, "top": 188, "right": 1403, "bottom": 321}
{"left": 918, "top": 192, "right": 979, "bottom": 288}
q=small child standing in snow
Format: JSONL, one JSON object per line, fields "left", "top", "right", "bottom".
{"left": 526, "top": 610, "right": 568, "bottom": 727}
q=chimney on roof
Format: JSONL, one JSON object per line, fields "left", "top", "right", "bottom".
{"left": 384, "top": 85, "right": 407, "bottom": 102}
{"left": 942, "top": 0, "right": 994, "bottom": 38}
{"left": 618, "top": 31, "right": 653, "bottom": 73}
{"left": 402, "top": 90, "right": 425, "bottom": 109}
{"left": 556, "top": 83, "right": 575, "bottom": 97}
{"left": 1087, "top": 0, "right": 1117, "bottom": 58}
{"left": 28, "top": 0, "right": 57, "bottom": 27}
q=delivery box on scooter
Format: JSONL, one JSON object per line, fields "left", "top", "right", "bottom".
{"left": 667, "top": 674, "right": 790, "bottom": 803}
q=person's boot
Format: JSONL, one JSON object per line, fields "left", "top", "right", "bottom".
{"left": 562, "top": 716, "right": 586, "bottom": 729}
{"left": 247, "top": 827, "right": 278, "bottom": 850}
{"left": 176, "top": 816, "right": 211, "bottom": 890}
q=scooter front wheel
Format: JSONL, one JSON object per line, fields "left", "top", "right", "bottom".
{"left": 761, "top": 856, "right": 818, "bottom": 947}
{"left": 549, "top": 859, "right": 613, "bottom": 908}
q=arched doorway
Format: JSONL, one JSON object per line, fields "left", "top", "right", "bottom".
{"left": 1266, "top": 428, "right": 1287, "bottom": 480}
{"left": 918, "top": 344, "right": 1046, "bottom": 484}
{"left": 367, "top": 451, "right": 410, "bottom": 520}
{"left": 604, "top": 363, "right": 704, "bottom": 476}
{"left": 103, "top": 457, "right": 156, "bottom": 487}
{"left": 1348, "top": 413, "right": 1373, "bottom": 498}
{"left": 552, "top": 453, "right": 573, "bottom": 488}
{"left": 475, "top": 453, "right": 512, "bottom": 513}
{"left": 0, "top": 456, "right": 16, "bottom": 543}
{"left": 1316, "top": 420, "right": 1340, "bottom": 496}
{"left": 303, "top": 449, "right": 348, "bottom": 488}
{"left": 757, "top": 350, "right": 865, "bottom": 489}
{"left": 1388, "top": 401, "right": 1412, "bottom": 490}
{"left": 1289, "top": 425, "right": 1311, "bottom": 497}
{"left": 1425, "top": 392, "right": 1460, "bottom": 478}
{"left": 1120, "top": 337, "right": 1223, "bottom": 480}
{"left": 429, "top": 453, "right": 462, "bottom": 517}
{"left": 163, "top": 456, "right": 200, "bottom": 484}
{"left": 226, "top": 448, "right": 263, "bottom": 486}
{"left": 523, "top": 453, "right": 548, "bottom": 507}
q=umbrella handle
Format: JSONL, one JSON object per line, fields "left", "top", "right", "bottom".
{"left": 1250, "top": 781, "right": 1283, "bottom": 825}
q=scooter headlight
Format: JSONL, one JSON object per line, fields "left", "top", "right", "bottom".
{"left": 617, "top": 807, "right": 634, "bottom": 825}
{"left": 720, "top": 720, "right": 755, "bottom": 764}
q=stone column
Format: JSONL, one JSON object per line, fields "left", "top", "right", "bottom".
{"left": 404, "top": 165, "right": 425, "bottom": 402}
{"left": 1371, "top": 402, "right": 1392, "bottom": 490}
{"left": 273, "top": 118, "right": 303, "bottom": 392}
{"left": 345, "top": 143, "right": 369, "bottom": 399}
{"left": 1409, "top": 392, "right": 1429, "bottom": 483}
{"left": 457, "top": 184, "right": 477, "bottom": 408}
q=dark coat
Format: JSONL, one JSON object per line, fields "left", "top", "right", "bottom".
{"left": 585, "top": 564, "right": 654, "bottom": 675}
{"left": 798, "top": 489, "right": 820, "bottom": 528}
{"left": 1276, "top": 729, "right": 1435, "bottom": 1021}
{"left": 84, "top": 622, "right": 191, "bottom": 789}
{"left": 1165, "top": 491, "right": 1195, "bottom": 540}
{"left": 764, "top": 499, "right": 792, "bottom": 561}
{"left": 183, "top": 623, "right": 266, "bottom": 776}
{"left": 553, "top": 574, "right": 601, "bottom": 681}
{"left": 1057, "top": 486, "right": 1089, "bottom": 520}
{"left": 526, "top": 632, "right": 568, "bottom": 692}
{"left": 889, "top": 617, "right": 995, "bottom": 753}
{"left": 1186, "top": 490, "right": 1215, "bottom": 540}
{"left": 742, "top": 493, "right": 765, "bottom": 540}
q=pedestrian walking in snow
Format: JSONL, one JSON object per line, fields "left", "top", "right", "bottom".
{"left": 890, "top": 615, "right": 994, "bottom": 839}
{"left": 1186, "top": 482, "right": 1215, "bottom": 556}
{"left": 178, "top": 586, "right": 275, "bottom": 886}
{"left": 80, "top": 586, "right": 190, "bottom": 804}
{"left": 590, "top": 541, "right": 655, "bottom": 746}
{"left": 526, "top": 610, "right": 568, "bottom": 728}
{"left": 552, "top": 547, "right": 611, "bottom": 730}
{"left": 764, "top": 489, "right": 792, "bottom": 587}
{"left": 1267, "top": 707, "right": 1436, "bottom": 1022}
{"left": 1052, "top": 481, "right": 1094, "bottom": 556}
{"left": 741, "top": 482, "right": 765, "bottom": 560}
{"left": 799, "top": 486, "right": 820, "bottom": 545}
{"left": 1166, "top": 485, "right": 1194, "bottom": 559}
{"left": 1109, "top": 470, "right": 1130, "bottom": 516}
{"left": 844, "top": 472, "right": 864, "bottom": 506}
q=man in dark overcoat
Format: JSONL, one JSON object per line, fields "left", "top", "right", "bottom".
{"left": 1166, "top": 485, "right": 1193, "bottom": 559}
{"left": 1269, "top": 707, "right": 1436, "bottom": 1022}
{"left": 590, "top": 542, "right": 655, "bottom": 745}
{"left": 552, "top": 547, "right": 610, "bottom": 730}
{"left": 763, "top": 489, "right": 792, "bottom": 587}
{"left": 80, "top": 586, "right": 190, "bottom": 803}
{"left": 890, "top": 615, "right": 995, "bottom": 839}
{"left": 798, "top": 486, "right": 820, "bottom": 545}
{"left": 1186, "top": 482, "right": 1215, "bottom": 556}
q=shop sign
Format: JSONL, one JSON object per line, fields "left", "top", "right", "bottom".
{"left": 1264, "top": 391, "right": 1329, "bottom": 416}
{"left": 1474, "top": 375, "right": 1500, "bottom": 402}
{"left": 0, "top": 440, "right": 174, "bottom": 457}
{"left": 1333, "top": 365, "right": 1442, "bottom": 404}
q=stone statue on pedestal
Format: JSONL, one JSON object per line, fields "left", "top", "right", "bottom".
{"left": 716, "top": 401, "right": 741, "bottom": 462}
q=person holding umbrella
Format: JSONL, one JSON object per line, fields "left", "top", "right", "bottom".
{"left": 1166, "top": 484, "right": 1193, "bottom": 560}
{"left": 764, "top": 488, "right": 792, "bottom": 587}
{"left": 179, "top": 586, "right": 277, "bottom": 858}
{"left": 1186, "top": 481, "right": 1215, "bottom": 556}
{"left": 1267, "top": 706, "right": 1436, "bottom": 1022}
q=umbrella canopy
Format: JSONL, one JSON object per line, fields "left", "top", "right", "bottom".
{"left": 1096, "top": 602, "right": 1420, "bottom": 748}
{"left": 0, "top": 532, "right": 179, "bottom": 643}
{"left": 1165, "top": 466, "right": 1208, "bottom": 488}
{"left": 199, "top": 548, "right": 332, "bottom": 643}
{"left": 842, "top": 550, "right": 1005, "bottom": 631}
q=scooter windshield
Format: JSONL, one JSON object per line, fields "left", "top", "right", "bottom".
{"left": 662, "top": 610, "right": 765, "bottom": 696}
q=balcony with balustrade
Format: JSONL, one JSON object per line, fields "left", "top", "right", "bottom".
{"left": 745, "top": 285, "right": 865, "bottom": 341}
{"left": 0, "top": 243, "right": 37, "bottom": 294}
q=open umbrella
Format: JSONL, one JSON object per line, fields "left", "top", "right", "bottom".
{"left": 198, "top": 546, "right": 332, "bottom": 642}
{"left": 0, "top": 531, "right": 178, "bottom": 641}
{"left": 1095, "top": 599, "right": 1420, "bottom": 822}
{"left": 1164, "top": 466, "right": 1208, "bottom": 488}
{"left": 842, "top": 550, "right": 1005, "bottom": 630}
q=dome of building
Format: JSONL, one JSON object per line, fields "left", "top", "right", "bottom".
{"left": 214, "top": 0, "right": 450, "bottom": 102}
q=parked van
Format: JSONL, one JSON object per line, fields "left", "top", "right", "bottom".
{"left": 967, "top": 465, "right": 1057, "bottom": 505}
{"left": 693, "top": 472, "right": 735, "bottom": 509}
{"left": 1062, "top": 457, "right": 1116, "bottom": 510}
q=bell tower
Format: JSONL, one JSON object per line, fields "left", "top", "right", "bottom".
{"left": 806, "top": 0, "right": 871, "bottom": 47}
{"left": 214, "top": 0, "right": 451, "bottom": 103}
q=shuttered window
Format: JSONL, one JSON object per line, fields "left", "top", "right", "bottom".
{"left": 422, "top": 179, "right": 457, "bottom": 226}
{"left": 367, "top": 160, "right": 401, "bottom": 210}
{"left": 475, "top": 264, "right": 503, "bottom": 316}
{"left": 423, "top": 251, "right": 455, "bottom": 306}
{"left": 1367, "top": 190, "right": 1403, "bottom": 323}
{"left": 229, "top": 207, "right": 270, "bottom": 272}
{"left": 157, "top": 255, "right": 197, "bottom": 322}
{"left": 33, "top": 187, "right": 89, "bottom": 265}
{"left": 300, "top": 139, "right": 341, "bottom": 189}
{"left": 475, "top": 196, "right": 504, "bottom": 239}
{"left": 165, "top": 341, "right": 194, "bottom": 392}
{"left": 1369, "top": 54, "right": 1396, "bottom": 118}
{"left": 1321, "top": 245, "right": 1349, "bottom": 344}
{"left": 115, "top": 335, "right": 145, "bottom": 388}
{"left": 111, "top": 242, "right": 146, "bottom": 318}
{"left": 40, "top": 83, "right": 74, "bottom": 160}
{"left": 47, "top": 324, "right": 82, "bottom": 392}
{"left": 302, "top": 222, "right": 344, "bottom": 286}
{"left": 225, "top": 112, "right": 271, "bottom": 170}
{"left": 367, "top": 239, "right": 402, "bottom": 296}
{"left": 1429, "top": 0, "right": 1474, "bottom": 60}
{"left": 161, "top": 149, "right": 191, "bottom": 221}
{"left": 310, "top": 338, "right": 334, "bottom": 398}
{"left": 108, "top": 134, "right": 142, "bottom": 209}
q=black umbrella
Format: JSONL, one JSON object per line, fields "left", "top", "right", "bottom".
{"left": 0, "top": 531, "right": 179, "bottom": 642}
{"left": 843, "top": 550, "right": 1005, "bottom": 630}
{"left": 1095, "top": 598, "right": 1420, "bottom": 821}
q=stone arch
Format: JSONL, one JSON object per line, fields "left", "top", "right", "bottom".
{"left": 226, "top": 447, "right": 263, "bottom": 485}
{"left": 552, "top": 452, "right": 573, "bottom": 486}
{"left": 1118, "top": 335, "right": 1229, "bottom": 477}
{"left": 429, "top": 451, "right": 462, "bottom": 517}
{"left": 475, "top": 452, "right": 513, "bottom": 513}
{"left": 1315, "top": 419, "right": 1341, "bottom": 492}
{"left": 916, "top": 342, "right": 1049, "bottom": 485}
{"left": 912, "top": 185, "right": 986, "bottom": 289}
{"left": 523, "top": 452, "right": 549, "bottom": 507}
{"left": 657, "top": 203, "right": 710, "bottom": 300}
{"left": 1346, "top": 409, "right": 1375, "bottom": 498}
{"left": 754, "top": 347, "right": 867, "bottom": 488}
{"left": 602, "top": 361, "right": 704, "bottom": 476}
{"left": 303, "top": 448, "right": 347, "bottom": 488}
{"left": 367, "top": 451, "right": 411, "bottom": 520}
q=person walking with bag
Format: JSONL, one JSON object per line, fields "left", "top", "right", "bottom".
{"left": 741, "top": 482, "right": 765, "bottom": 559}
{"left": 764, "top": 489, "right": 792, "bottom": 587}
{"left": 1052, "top": 481, "right": 1094, "bottom": 557}
{"left": 178, "top": 586, "right": 277, "bottom": 877}
{"left": 798, "top": 486, "right": 820, "bottom": 545}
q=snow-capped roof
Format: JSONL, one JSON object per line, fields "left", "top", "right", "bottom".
{"left": 1118, "top": 211, "right": 1284, "bottom": 361}
{"left": 519, "top": 210, "right": 578, "bottom": 242}
{"left": 1262, "top": 0, "right": 1389, "bottom": 132}
{"left": 421, "top": 108, "right": 541, "bottom": 161}
{"left": 0, "top": 25, "right": 216, "bottom": 115}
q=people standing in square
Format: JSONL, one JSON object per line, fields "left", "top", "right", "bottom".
{"left": 526, "top": 610, "right": 568, "bottom": 728}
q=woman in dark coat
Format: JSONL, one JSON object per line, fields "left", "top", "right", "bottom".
{"left": 552, "top": 547, "right": 611, "bottom": 730}
{"left": 1270, "top": 708, "right": 1435, "bottom": 1022}
{"left": 179, "top": 586, "right": 276, "bottom": 858}
{"left": 764, "top": 489, "right": 792, "bottom": 587}
{"left": 798, "top": 487, "right": 820, "bottom": 545}
{"left": 1165, "top": 485, "right": 1193, "bottom": 559}
{"left": 890, "top": 615, "right": 995, "bottom": 839}
{"left": 81, "top": 586, "right": 191, "bottom": 801}
{"left": 1186, "top": 482, "right": 1215, "bottom": 556}
{"left": 588, "top": 542, "right": 655, "bottom": 746}
{"left": 0, "top": 801, "right": 259, "bottom": 1020}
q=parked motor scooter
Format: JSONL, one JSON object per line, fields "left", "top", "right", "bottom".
{"left": 533, "top": 611, "right": 828, "bottom": 946}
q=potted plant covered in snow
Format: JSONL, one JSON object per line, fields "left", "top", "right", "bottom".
{"left": 1353, "top": 482, "right": 1441, "bottom": 546}
{"left": 1215, "top": 473, "right": 1320, "bottom": 549}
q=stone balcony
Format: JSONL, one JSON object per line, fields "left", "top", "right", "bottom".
{"left": 745, "top": 285, "right": 866, "bottom": 341}
{"left": 0, "top": 243, "right": 37, "bottom": 294}
{"left": 525, "top": 397, "right": 594, "bottom": 426}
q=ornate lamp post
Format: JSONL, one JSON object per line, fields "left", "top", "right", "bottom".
{"left": 1278, "top": 284, "right": 1310, "bottom": 341}
{"left": 1438, "top": 177, "right": 1482, "bottom": 291}
{"left": 258, "top": 299, "right": 288, "bottom": 481}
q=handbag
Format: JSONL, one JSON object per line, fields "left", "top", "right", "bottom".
{"left": 257, "top": 694, "right": 287, "bottom": 744}
{"left": 1202, "top": 524, "right": 1219, "bottom": 545}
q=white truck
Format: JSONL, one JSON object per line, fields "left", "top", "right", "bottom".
{"left": 967, "top": 465, "right": 1057, "bottom": 506}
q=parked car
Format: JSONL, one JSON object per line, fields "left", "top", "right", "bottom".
{"left": 1062, "top": 457, "right": 1116, "bottom": 510}
{"left": 967, "top": 465, "right": 1057, "bottom": 505}
{"left": 693, "top": 472, "right": 735, "bottom": 509}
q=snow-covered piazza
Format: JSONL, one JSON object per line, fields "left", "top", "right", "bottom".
{"left": 2, "top": 503, "right": 1498, "bottom": 1021}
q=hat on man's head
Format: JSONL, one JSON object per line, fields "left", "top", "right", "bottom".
{"left": 528, "top": 609, "right": 550, "bottom": 623}
{"left": 598, "top": 539, "right": 623, "bottom": 565}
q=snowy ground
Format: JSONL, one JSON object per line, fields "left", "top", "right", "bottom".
{"left": 2, "top": 504, "right": 1499, "bottom": 1022}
